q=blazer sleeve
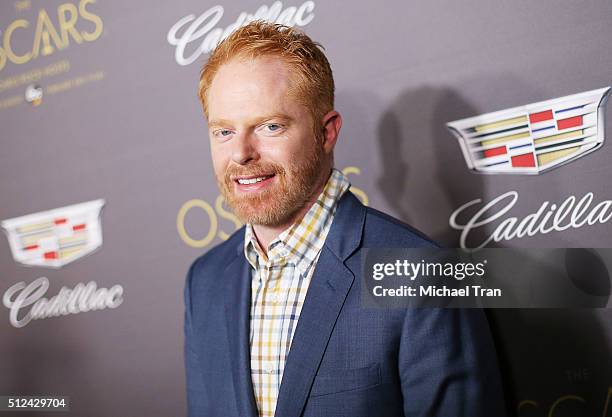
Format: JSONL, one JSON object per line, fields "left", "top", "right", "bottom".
{"left": 184, "top": 261, "right": 209, "bottom": 417}
{"left": 398, "top": 308, "right": 507, "bottom": 417}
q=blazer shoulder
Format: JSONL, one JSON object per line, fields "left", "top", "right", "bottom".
{"left": 362, "top": 206, "right": 440, "bottom": 248}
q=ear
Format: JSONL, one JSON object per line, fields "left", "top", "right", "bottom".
{"left": 320, "top": 110, "right": 342, "bottom": 154}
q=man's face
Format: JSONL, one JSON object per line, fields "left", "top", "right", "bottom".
{"left": 206, "top": 56, "right": 325, "bottom": 226}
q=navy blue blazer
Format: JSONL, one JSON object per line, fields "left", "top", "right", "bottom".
{"left": 184, "top": 191, "right": 506, "bottom": 417}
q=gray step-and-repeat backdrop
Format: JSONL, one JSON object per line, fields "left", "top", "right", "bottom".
{"left": 1, "top": 1, "right": 611, "bottom": 416}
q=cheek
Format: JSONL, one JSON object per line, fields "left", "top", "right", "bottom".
{"left": 262, "top": 134, "right": 312, "bottom": 162}
{"left": 253, "top": 137, "right": 287, "bottom": 161}
{"left": 210, "top": 147, "right": 229, "bottom": 174}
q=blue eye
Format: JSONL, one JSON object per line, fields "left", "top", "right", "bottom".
{"left": 215, "top": 129, "right": 233, "bottom": 138}
{"left": 267, "top": 124, "right": 280, "bottom": 131}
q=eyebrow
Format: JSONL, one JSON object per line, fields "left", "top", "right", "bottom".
{"left": 208, "top": 114, "right": 294, "bottom": 129}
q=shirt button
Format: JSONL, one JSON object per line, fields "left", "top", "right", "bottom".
{"left": 264, "top": 363, "right": 275, "bottom": 374}
{"left": 270, "top": 294, "right": 279, "bottom": 303}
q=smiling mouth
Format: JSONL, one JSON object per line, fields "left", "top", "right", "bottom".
{"left": 232, "top": 173, "right": 276, "bottom": 187}
{"left": 232, "top": 174, "right": 276, "bottom": 191}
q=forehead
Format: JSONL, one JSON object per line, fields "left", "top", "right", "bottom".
{"left": 207, "top": 56, "right": 303, "bottom": 122}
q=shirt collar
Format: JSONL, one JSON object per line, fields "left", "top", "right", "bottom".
{"left": 244, "top": 168, "right": 350, "bottom": 273}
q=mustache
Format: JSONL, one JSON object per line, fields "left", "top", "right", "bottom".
{"left": 224, "top": 162, "right": 285, "bottom": 180}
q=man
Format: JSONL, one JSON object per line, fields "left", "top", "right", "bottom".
{"left": 185, "top": 21, "right": 505, "bottom": 417}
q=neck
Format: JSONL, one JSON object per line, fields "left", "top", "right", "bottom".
{"left": 252, "top": 167, "right": 332, "bottom": 255}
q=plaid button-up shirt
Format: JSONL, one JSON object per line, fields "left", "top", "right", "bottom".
{"left": 244, "top": 168, "right": 350, "bottom": 417}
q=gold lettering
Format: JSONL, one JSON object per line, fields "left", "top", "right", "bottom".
{"left": 3, "top": 19, "right": 32, "bottom": 64}
{"left": 14, "top": 0, "right": 31, "bottom": 12}
{"left": 1, "top": 2, "right": 103, "bottom": 72}
{"left": 177, "top": 199, "right": 218, "bottom": 248}
{"left": 548, "top": 395, "right": 585, "bottom": 417}
{"left": 79, "top": 0, "right": 103, "bottom": 42}
{"left": 58, "top": 3, "right": 83, "bottom": 45}
{"left": 0, "top": 46, "right": 6, "bottom": 72}
{"left": 603, "top": 386, "right": 611, "bottom": 417}
{"left": 32, "top": 9, "right": 65, "bottom": 57}
{"left": 517, "top": 400, "right": 538, "bottom": 416}
{"left": 342, "top": 166, "right": 369, "bottom": 205}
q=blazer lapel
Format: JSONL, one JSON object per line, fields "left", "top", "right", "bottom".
{"left": 274, "top": 191, "right": 367, "bottom": 417}
{"left": 224, "top": 253, "right": 258, "bottom": 417}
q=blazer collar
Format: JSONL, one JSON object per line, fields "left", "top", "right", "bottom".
{"left": 321, "top": 191, "right": 366, "bottom": 261}
{"left": 223, "top": 255, "right": 258, "bottom": 417}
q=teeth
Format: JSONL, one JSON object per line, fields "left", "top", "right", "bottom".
{"left": 237, "top": 176, "right": 270, "bottom": 185}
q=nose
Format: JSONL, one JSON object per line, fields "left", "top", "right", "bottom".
{"left": 231, "top": 132, "right": 259, "bottom": 165}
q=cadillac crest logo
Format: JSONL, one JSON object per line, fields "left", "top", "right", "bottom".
{"left": 1, "top": 199, "right": 105, "bottom": 268}
{"left": 447, "top": 87, "right": 610, "bottom": 174}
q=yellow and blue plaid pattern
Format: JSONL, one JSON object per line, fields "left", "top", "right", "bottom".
{"left": 244, "top": 168, "right": 350, "bottom": 417}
